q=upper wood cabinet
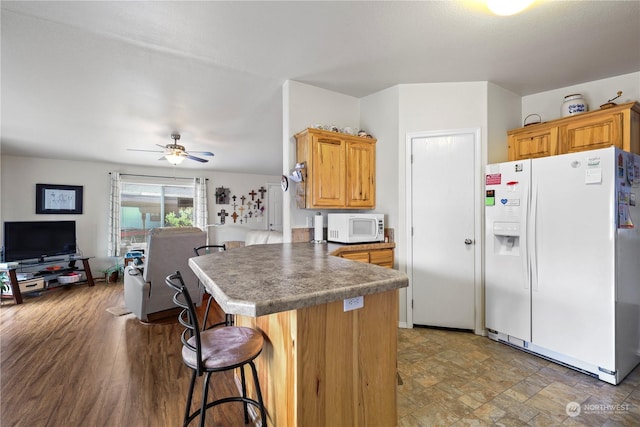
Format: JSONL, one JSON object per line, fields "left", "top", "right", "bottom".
{"left": 508, "top": 126, "right": 559, "bottom": 160}
{"left": 508, "top": 101, "right": 640, "bottom": 161}
{"left": 295, "top": 128, "right": 376, "bottom": 209}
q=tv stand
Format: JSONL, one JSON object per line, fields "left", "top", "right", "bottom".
{"left": 1, "top": 256, "right": 94, "bottom": 305}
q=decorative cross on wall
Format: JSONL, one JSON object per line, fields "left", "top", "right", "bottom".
{"left": 258, "top": 186, "right": 267, "bottom": 199}
{"left": 231, "top": 211, "right": 239, "bottom": 223}
{"left": 240, "top": 195, "right": 246, "bottom": 205}
{"left": 217, "top": 209, "right": 229, "bottom": 225}
{"left": 255, "top": 199, "right": 262, "bottom": 210}
{"left": 248, "top": 189, "right": 258, "bottom": 200}
{"left": 215, "top": 187, "right": 230, "bottom": 205}
{"left": 238, "top": 205, "right": 245, "bottom": 216}
{"left": 232, "top": 195, "right": 237, "bottom": 203}
{"left": 231, "top": 202, "right": 238, "bottom": 211}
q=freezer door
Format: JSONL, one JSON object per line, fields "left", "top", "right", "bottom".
{"left": 531, "top": 147, "right": 616, "bottom": 370}
{"left": 485, "top": 159, "right": 531, "bottom": 341}
{"left": 615, "top": 150, "right": 640, "bottom": 381}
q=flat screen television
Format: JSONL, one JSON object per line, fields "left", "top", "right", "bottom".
{"left": 3, "top": 220, "right": 77, "bottom": 262}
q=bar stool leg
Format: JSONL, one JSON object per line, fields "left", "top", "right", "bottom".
{"left": 184, "top": 370, "right": 197, "bottom": 427}
{"left": 250, "top": 361, "right": 267, "bottom": 426}
{"left": 240, "top": 365, "right": 249, "bottom": 423}
{"left": 200, "top": 372, "right": 213, "bottom": 427}
{"left": 202, "top": 296, "right": 214, "bottom": 330}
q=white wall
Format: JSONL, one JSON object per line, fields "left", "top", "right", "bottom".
{"left": 1, "top": 156, "right": 111, "bottom": 271}
{"left": 394, "top": 82, "right": 488, "bottom": 327}
{"left": 205, "top": 173, "right": 282, "bottom": 245}
{"left": 283, "top": 80, "right": 516, "bottom": 328}
{"left": 282, "top": 80, "right": 361, "bottom": 234}
{"left": 361, "top": 86, "right": 400, "bottom": 229}
{"left": 0, "top": 155, "right": 279, "bottom": 273}
{"left": 522, "top": 72, "right": 640, "bottom": 124}
{"left": 487, "top": 83, "right": 522, "bottom": 164}
{"left": 284, "top": 72, "right": 640, "bottom": 329}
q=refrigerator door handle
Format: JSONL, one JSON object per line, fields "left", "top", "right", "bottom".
{"left": 522, "top": 184, "right": 530, "bottom": 290}
{"left": 530, "top": 180, "right": 539, "bottom": 292}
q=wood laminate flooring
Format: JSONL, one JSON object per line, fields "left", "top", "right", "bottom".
{"left": 1, "top": 282, "right": 639, "bottom": 426}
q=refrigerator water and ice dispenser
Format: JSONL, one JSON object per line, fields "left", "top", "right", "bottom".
{"left": 492, "top": 222, "right": 520, "bottom": 255}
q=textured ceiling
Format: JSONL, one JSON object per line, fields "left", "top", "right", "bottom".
{"left": 2, "top": 1, "right": 639, "bottom": 174}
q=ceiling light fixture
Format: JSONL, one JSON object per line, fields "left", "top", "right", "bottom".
{"left": 165, "top": 151, "right": 185, "bottom": 165}
{"left": 487, "top": 0, "right": 534, "bottom": 16}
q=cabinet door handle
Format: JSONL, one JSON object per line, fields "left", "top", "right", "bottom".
{"left": 464, "top": 238, "right": 473, "bottom": 245}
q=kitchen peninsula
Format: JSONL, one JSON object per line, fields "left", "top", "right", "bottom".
{"left": 189, "top": 242, "right": 408, "bottom": 426}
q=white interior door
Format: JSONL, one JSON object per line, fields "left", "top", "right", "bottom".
{"left": 267, "top": 183, "right": 283, "bottom": 231}
{"left": 409, "top": 130, "right": 478, "bottom": 329}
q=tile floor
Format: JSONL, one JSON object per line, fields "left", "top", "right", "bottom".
{"left": 397, "top": 327, "right": 640, "bottom": 426}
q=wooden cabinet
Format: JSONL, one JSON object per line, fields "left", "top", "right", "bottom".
{"left": 345, "top": 139, "right": 376, "bottom": 207}
{"left": 508, "top": 101, "right": 640, "bottom": 161}
{"left": 561, "top": 107, "right": 627, "bottom": 153}
{"left": 295, "top": 128, "right": 376, "bottom": 209}
{"left": 508, "top": 126, "right": 559, "bottom": 160}
{"left": 340, "top": 250, "right": 371, "bottom": 263}
{"left": 339, "top": 248, "right": 394, "bottom": 268}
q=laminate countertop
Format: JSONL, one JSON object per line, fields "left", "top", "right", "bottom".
{"left": 188, "top": 242, "right": 408, "bottom": 317}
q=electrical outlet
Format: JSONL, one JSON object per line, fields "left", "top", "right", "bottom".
{"left": 343, "top": 296, "right": 364, "bottom": 312}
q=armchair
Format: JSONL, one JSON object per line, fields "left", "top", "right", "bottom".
{"left": 124, "top": 227, "right": 205, "bottom": 321}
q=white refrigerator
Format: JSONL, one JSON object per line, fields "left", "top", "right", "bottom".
{"left": 485, "top": 146, "right": 640, "bottom": 385}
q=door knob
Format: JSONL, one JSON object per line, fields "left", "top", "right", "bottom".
{"left": 464, "top": 239, "right": 473, "bottom": 245}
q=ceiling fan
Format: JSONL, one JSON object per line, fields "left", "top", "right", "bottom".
{"left": 127, "top": 133, "right": 214, "bottom": 165}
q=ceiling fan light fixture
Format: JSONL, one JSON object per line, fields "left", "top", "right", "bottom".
{"left": 166, "top": 152, "right": 185, "bottom": 165}
{"left": 487, "top": 0, "right": 534, "bottom": 16}
{"left": 128, "top": 132, "right": 213, "bottom": 164}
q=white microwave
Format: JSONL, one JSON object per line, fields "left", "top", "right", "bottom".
{"left": 327, "top": 213, "right": 385, "bottom": 244}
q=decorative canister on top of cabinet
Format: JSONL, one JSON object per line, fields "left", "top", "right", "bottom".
{"left": 561, "top": 94, "right": 588, "bottom": 117}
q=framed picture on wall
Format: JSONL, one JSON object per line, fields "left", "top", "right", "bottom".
{"left": 36, "top": 184, "right": 83, "bottom": 214}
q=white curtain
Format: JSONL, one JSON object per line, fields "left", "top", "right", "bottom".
{"left": 107, "top": 172, "right": 121, "bottom": 256}
{"left": 194, "top": 177, "right": 208, "bottom": 231}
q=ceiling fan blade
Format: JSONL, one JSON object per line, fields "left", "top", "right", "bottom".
{"left": 127, "top": 148, "right": 165, "bottom": 153}
{"left": 186, "top": 154, "right": 209, "bottom": 163}
{"left": 187, "top": 150, "right": 215, "bottom": 157}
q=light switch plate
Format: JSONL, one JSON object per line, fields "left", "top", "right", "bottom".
{"left": 343, "top": 296, "right": 364, "bottom": 312}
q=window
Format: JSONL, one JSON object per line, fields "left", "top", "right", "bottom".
{"left": 120, "top": 182, "right": 195, "bottom": 246}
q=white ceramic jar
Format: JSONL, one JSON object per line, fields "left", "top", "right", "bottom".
{"left": 562, "top": 94, "right": 588, "bottom": 117}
